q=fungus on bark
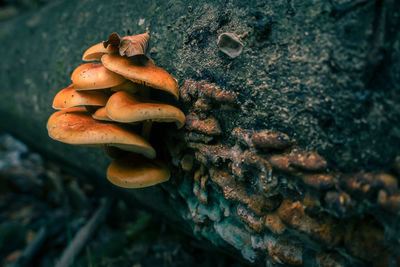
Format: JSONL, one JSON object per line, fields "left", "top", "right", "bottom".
{"left": 46, "top": 32, "right": 185, "bottom": 189}
{"left": 82, "top": 42, "right": 118, "bottom": 61}
{"left": 107, "top": 153, "right": 170, "bottom": 188}
{"left": 101, "top": 54, "right": 179, "bottom": 99}
{"left": 71, "top": 62, "right": 126, "bottom": 90}
{"left": 92, "top": 107, "right": 112, "bottom": 121}
{"left": 46, "top": 107, "right": 156, "bottom": 159}
{"left": 106, "top": 91, "right": 185, "bottom": 128}
{"left": 52, "top": 84, "right": 108, "bottom": 110}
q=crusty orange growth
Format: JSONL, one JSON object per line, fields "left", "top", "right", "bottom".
{"left": 101, "top": 54, "right": 179, "bottom": 99}
{"left": 106, "top": 91, "right": 185, "bottom": 128}
{"left": 71, "top": 62, "right": 126, "bottom": 90}
{"left": 52, "top": 84, "right": 108, "bottom": 110}
{"left": 82, "top": 42, "right": 118, "bottom": 61}
{"left": 107, "top": 153, "right": 170, "bottom": 188}
{"left": 46, "top": 107, "right": 156, "bottom": 159}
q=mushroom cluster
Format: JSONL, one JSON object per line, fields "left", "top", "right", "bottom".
{"left": 46, "top": 32, "right": 185, "bottom": 188}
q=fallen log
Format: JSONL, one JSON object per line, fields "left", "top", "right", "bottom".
{"left": 0, "top": 0, "right": 399, "bottom": 265}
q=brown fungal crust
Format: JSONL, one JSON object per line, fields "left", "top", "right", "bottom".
{"left": 105, "top": 91, "right": 185, "bottom": 128}
{"left": 237, "top": 205, "right": 265, "bottom": 232}
{"left": 107, "top": 153, "right": 170, "bottom": 188}
{"left": 46, "top": 107, "right": 155, "bottom": 159}
{"left": 71, "top": 62, "right": 126, "bottom": 90}
{"left": 268, "top": 148, "right": 327, "bottom": 173}
{"left": 209, "top": 169, "right": 280, "bottom": 215}
{"left": 184, "top": 132, "right": 214, "bottom": 144}
{"left": 277, "top": 199, "right": 341, "bottom": 245}
{"left": 168, "top": 78, "right": 400, "bottom": 265}
{"left": 264, "top": 212, "right": 286, "bottom": 234}
{"left": 185, "top": 113, "right": 222, "bottom": 136}
{"left": 101, "top": 54, "right": 179, "bottom": 99}
{"left": 300, "top": 173, "right": 338, "bottom": 190}
{"left": 52, "top": 84, "right": 108, "bottom": 110}
{"left": 181, "top": 79, "right": 238, "bottom": 105}
{"left": 232, "top": 127, "right": 294, "bottom": 150}
{"left": 266, "top": 238, "right": 303, "bottom": 265}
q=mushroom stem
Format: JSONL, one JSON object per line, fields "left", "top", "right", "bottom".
{"left": 140, "top": 86, "right": 152, "bottom": 139}
{"left": 139, "top": 85, "right": 150, "bottom": 99}
{"left": 141, "top": 121, "right": 153, "bottom": 139}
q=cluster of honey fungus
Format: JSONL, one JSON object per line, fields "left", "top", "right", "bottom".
{"left": 46, "top": 32, "right": 185, "bottom": 188}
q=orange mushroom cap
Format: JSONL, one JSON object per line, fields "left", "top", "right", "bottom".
{"left": 82, "top": 42, "right": 118, "bottom": 61}
{"left": 92, "top": 107, "right": 112, "bottom": 121}
{"left": 46, "top": 107, "right": 156, "bottom": 159}
{"left": 52, "top": 84, "right": 108, "bottom": 110}
{"left": 101, "top": 54, "right": 179, "bottom": 99}
{"left": 107, "top": 153, "right": 170, "bottom": 188}
{"left": 105, "top": 91, "right": 185, "bottom": 128}
{"left": 71, "top": 62, "right": 126, "bottom": 90}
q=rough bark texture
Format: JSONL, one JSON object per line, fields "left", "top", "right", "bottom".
{"left": 1, "top": 0, "right": 400, "bottom": 265}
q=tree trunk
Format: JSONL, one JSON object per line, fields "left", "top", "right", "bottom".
{"left": 0, "top": 0, "right": 399, "bottom": 265}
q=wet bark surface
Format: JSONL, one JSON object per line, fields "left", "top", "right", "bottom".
{"left": 0, "top": 0, "right": 399, "bottom": 265}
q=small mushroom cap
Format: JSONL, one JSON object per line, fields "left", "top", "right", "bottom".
{"left": 82, "top": 42, "right": 118, "bottom": 61}
{"left": 107, "top": 153, "right": 170, "bottom": 188}
{"left": 106, "top": 91, "right": 185, "bottom": 128}
{"left": 46, "top": 107, "right": 156, "bottom": 159}
{"left": 92, "top": 107, "right": 112, "bottom": 121}
{"left": 52, "top": 84, "right": 108, "bottom": 110}
{"left": 71, "top": 62, "right": 126, "bottom": 90}
{"left": 101, "top": 54, "right": 179, "bottom": 99}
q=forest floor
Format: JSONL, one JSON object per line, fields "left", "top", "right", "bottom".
{"left": 0, "top": 133, "right": 244, "bottom": 267}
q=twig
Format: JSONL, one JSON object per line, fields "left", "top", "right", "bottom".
{"left": 7, "top": 226, "right": 48, "bottom": 267}
{"left": 55, "top": 198, "right": 113, "bottom": 267}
